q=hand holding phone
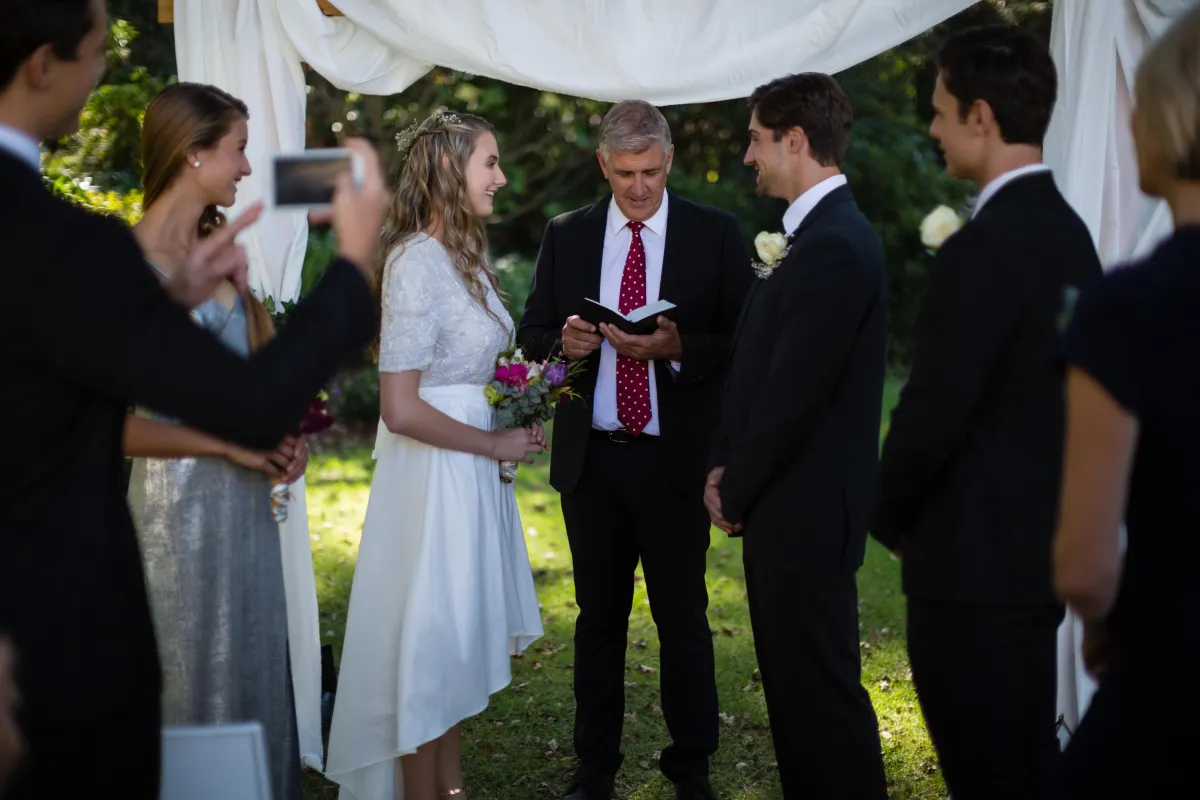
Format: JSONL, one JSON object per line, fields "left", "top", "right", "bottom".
{"left": 268, "top": 148, "right": 365, "bottom": 211}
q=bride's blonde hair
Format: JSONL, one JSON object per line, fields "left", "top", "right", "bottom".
{"left": 373, "top": 109, "right": 506, "bottom": 357}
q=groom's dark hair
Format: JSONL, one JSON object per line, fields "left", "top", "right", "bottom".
{"left": 0, "top": 0, "right": 96, "bottom": 93}
{"left": 936, "top": 25, "right": 1057, "bottom": 146}
{"left": 748, "top": 73, "right": 853, "bottom": 168}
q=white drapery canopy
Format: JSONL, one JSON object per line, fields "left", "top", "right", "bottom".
{"left": 171, "top": 0, "right": 1192, "bottom": 770}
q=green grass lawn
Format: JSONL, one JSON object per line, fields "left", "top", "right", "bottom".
{"left": 301, "top": 377, "right": 945, "bottom": 799}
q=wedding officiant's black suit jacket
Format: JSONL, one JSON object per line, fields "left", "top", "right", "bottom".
{"left": 516, "top": 192, "right": 751, "bottom": 495}
{"left": 0, "top": 150, "right": 375, "bottom": 798}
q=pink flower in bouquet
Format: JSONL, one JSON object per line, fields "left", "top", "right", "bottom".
{"left": 495, "top": 361, "right": 529, "bottom": 388}
{"left": 544, "top": 361, "right": 568, "bottom": 387}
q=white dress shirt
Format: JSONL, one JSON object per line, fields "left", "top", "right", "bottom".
{"left": 592, "top": 193, "right": 670, "bottom": 435}
{"left": 782, "top": 174, "right": 848, "bottom": 236}
{"left": 0, "top": 124, "right": 41, "bottom": 171}
{"left": 972, "top": 163, "right": 1051, "bottom": 218}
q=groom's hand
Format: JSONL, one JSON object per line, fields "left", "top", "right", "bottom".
{"left": 600, "top": 316, "right": 682, "bottom": 361}
{"left": 704, "top": 466, "right": 742, "bottom": 535}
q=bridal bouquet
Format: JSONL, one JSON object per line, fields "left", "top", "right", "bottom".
{"left": 270, "top": 391, "right": 335, "bottom": 523}
{"left": 485, "top": 346, "right": 584, "bottom": 483}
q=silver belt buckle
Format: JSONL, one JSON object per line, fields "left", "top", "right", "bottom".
{"left": 607, "top": 428, "right": 635, "bottom": 444}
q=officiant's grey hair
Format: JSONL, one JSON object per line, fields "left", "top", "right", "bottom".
{"left": 598, "top": 100, "right": 672, "bottom": 162}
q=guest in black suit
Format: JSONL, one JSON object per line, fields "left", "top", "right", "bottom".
{"left": 517, "top": 100, "right": 751, "bottom": 800}
{"left": 871, "top": 26, "right": 1102, "bottom": 800}
{"left": 704, "top": 73, "right": 888, "bottom": 800}
{"left": 1052, "top": 8, "right": 1200, "bottom": 796}
{"left": 0, "top": 1, "right": 387, "bottom": 796}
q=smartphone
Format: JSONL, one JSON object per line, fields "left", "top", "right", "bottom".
{"left": 268, "top": 148, "right": 364, "bottom": 211}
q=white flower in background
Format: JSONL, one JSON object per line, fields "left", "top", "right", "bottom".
{"left": 512, "top": 348, "right": 524, "bottom": 362}
{"left": 920, "top": 205, "right": 963, "bottom": 251}
{"left": 526, "top": 362, "right": 541, "bottom": 380}
{"left": 754, "top": 231, "right": 789, "bottom": 265}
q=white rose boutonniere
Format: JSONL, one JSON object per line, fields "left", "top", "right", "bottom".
{"left": 752, "top": 231, "right": 790, "bottom": 279}
{"left": 919, "top": 205, "right": 964, "bottom": 251}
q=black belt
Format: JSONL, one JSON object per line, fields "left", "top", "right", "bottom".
{"left": 592, "top": 427, "right": 658, "bottom": 444}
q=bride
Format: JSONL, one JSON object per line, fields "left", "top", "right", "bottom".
{"left": 324, "top": 109, "right": 545, "bottom": 800}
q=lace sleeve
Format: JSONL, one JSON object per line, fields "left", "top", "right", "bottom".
{"left": 378, "top": 240, "right": 442, "bottom": 373}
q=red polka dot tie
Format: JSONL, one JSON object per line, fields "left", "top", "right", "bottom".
{"left": 616, "top": 221, "right": 652, "bottom": 435}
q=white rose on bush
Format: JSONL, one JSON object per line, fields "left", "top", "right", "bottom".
{"left": 919, "top": 205, "right": 963, "bottom": 251}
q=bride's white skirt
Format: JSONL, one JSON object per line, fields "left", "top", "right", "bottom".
{"left": 324, "top": 384, "right": 543, "bottom": 799}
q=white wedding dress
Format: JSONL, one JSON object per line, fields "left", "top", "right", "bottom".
{"left": 325, "top": 233, "right": 543, "bottom": 799}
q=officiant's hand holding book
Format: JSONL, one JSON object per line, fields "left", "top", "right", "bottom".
{"left": 580, "top": 297, "right": 677, "bottom": 336}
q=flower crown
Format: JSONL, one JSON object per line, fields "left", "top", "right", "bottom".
{"left": 395, "top": 109, "right": 463, "bottom": 160}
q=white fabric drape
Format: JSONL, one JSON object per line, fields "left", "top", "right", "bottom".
{"left": 180, "top": 0, "right": 977, "bottom": 300}
{"left": 282, "top": 0, "right": 977, "bottom": 102}
{"left": 173, "top": 0, "right": 325, "bottom": 771}
{"left": 1045, "top": 0, "right": 1195, "bottom": 737}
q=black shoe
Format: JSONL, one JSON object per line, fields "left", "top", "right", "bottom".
{"left": 320, "top": 644, "right": 338, "bottom": 738}
{"left": 674, "top": 777, "right": 717, "bottom": 800}
{"left": 562, "top": 768, "right": 615, "bottom": 800}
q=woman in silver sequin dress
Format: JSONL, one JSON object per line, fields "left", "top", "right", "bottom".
{"left": 124, "top": 83, "right": 308, "bottom": 800}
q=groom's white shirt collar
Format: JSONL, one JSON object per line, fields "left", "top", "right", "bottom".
{"left": 782, "top": 174, "right": 847, "bottom": 237}
{"left": 0, "top": 124, "right": 41, "bottom": 172}
{"left": 972, "top": 163, "right": 1050, "bottom": 218}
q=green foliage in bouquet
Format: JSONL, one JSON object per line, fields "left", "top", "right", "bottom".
{"left": 485, "top": 346, "right": 585, "bottom": 430}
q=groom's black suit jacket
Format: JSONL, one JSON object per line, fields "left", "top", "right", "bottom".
{"left": 517, "top": 192, "right": 751, "bottom": 495}
{"left": 0, "top": 151, "right": 375, "bottom": 795}
{"left": 871, "top": 172, "right": 1102, "bottom": 606}
{"left": 714, "top": 184, "right": 888, "bottom": 574}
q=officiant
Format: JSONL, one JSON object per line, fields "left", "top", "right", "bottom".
{"left": 517, "top": 100, "right": 750, "bottom": 800}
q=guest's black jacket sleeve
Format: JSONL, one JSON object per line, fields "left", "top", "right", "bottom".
{"left": 30, "top": 213, "right": 375, "bottom": 449}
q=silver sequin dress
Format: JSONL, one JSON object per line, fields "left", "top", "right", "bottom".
{"left": 128, "top": 295, "right": 301, "bottom": 800}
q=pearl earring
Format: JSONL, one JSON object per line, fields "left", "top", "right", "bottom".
{"left": 192, "top": 160, "right": 201, "bottom": 168}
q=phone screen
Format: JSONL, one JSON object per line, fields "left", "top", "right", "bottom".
{"left": 272, "top": 153, "right": 352, "bottom": 207}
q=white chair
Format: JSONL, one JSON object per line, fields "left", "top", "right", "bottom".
{"left": 160, "top": 723, "right": 273, "bottom": 800}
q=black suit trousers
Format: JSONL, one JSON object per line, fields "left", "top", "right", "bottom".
{"left": 559, "top": 432, "right": 718, "bottom": 780}
{"left": 743, "top": 557, "right": 888, "bottom": 799}
{"left": 907, "top": 598, "right": 1063, "bottom": 800}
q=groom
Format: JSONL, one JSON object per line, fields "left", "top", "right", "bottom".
{"left": 705, "top": 73, "right": 888, "bottom": 799}
{"left": 518, "top": 100, "right": 750, "bottom": 800}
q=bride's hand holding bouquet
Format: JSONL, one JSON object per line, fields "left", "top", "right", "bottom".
{"left": 485, "top": 346, "right": 583, "bottom": 482}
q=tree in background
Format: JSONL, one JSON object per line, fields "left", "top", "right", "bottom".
{"left": 46, "top": 0, "right": 1052, "bottom": 404}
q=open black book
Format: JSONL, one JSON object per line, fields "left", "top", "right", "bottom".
{"left": 580, "top": 298, "right": 678, "bottom": 336}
